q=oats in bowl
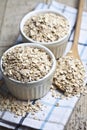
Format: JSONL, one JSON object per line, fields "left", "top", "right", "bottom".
{"left": 20, "top": 10, "right": 71, "bottom": 58}
{"left": 2, "top": 45, "right": 52, "bottom": 82}
{"left": 1, "top": 43, "right": 56, "bottom": 100}
{"left": 23, "top": 13, "right": 69, "bottom": 43}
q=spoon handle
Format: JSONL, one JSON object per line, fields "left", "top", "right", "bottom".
{"left": 72, "top": 0, "right": 84, "bottom": 51}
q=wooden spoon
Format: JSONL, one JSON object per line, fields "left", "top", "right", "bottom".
{"left": 67, "top": 0, "right": 84, "bottom": 60}
{"left": 53, "top": 0, "right": 84, "bottom": 92}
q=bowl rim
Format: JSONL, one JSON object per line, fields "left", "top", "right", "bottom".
{"left": 0, "top": 43, "right": 56, "bottom": 85}
{"left": 20, "top": 9, "right": 71, "bottom": 45}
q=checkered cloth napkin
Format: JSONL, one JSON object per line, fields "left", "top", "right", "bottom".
{"left": 0, "top": 1, "right": 87, "bottom": 130}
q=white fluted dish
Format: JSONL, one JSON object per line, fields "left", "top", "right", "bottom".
{"left": 0, "top": 43, "right": 56, "bottom": 100}
{"left": 20, "top": 9, "right": 71, "bottom": 58}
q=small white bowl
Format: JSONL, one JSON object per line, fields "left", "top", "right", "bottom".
{"left": 20, "top": 10, "right": 71, "bottom": 58}
{"left": 1, "top": 43, "right": 56, "bottom": 100}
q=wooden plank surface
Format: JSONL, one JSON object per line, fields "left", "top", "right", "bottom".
{"left": 0, "top": 0, "right": 87, "bottom": 130}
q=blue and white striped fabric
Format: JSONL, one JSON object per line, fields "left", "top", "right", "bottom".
{"left": 0, "top": 1, "right": 87, "bottom": 130}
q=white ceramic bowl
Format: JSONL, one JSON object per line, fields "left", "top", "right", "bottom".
{"left": 20, "top": 10, "right": 70, "bottom": 58}
{"left": 0, "top": 43, "right": 56, "bottom": 100}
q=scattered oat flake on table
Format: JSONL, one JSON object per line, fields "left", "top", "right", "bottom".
{"left": 0, "top": 92, "right": 44, "bottom": 116}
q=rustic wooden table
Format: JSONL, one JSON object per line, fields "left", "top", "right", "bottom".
{"left": 0, "top": 0, "right": 87, "bottom": 130}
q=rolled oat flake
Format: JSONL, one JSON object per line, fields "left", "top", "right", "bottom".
{"left": 23, "top": 13, "right": 69, "bottom": 42}
{"left": 2, "top": 46, "right": 52, "bottom": 82}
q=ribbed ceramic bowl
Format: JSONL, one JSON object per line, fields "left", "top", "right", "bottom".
{"left": 20, "top": 10, "right": 71, "bottom": 58}
{"left": 0, "top": 43, "right": 56, "bottom": 100}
